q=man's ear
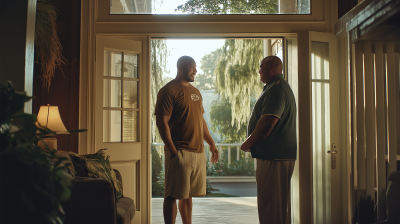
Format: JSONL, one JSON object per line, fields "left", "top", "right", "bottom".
{"left": 269, "top": 64, "right": 276, "bottom": 73}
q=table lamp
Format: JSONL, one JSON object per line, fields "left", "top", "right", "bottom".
{"left": 37, "top": 104, "right": 69, "bottom": 150}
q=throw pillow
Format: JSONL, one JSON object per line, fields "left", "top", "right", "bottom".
{"left": 54, "top": 151, "right": 75, "bottom": 177}
{"left": 67, "top": 151, "right": 88, "bottom": 177}
{"left": 85, "top": 148, "right": 123, "bottom": 200}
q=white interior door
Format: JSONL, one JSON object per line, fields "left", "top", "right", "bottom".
{"left": 298, "top": 31, "right": 341, "bottom": 224}
{"left": 95, "top": 35, "right": 150, "bottom": 224}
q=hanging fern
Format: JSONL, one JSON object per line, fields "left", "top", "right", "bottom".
{"left": 35, "top": 0, "right": 65, "bottom": 93}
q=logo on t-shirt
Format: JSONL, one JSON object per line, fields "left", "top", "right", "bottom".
{"left": 191, "top": 94, "right": 200, "bottom": 101}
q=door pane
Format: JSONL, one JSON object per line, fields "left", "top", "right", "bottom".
{"left": 103, "top": 79, "right": 122, "bottom": 108}
{"left": 311, "top": 43, "right": 329, "bottom": 80}
{"left": 124, "top": 53, "right": 138, "bottom": 78}
{"left": 123, "top": 81, "right": 138, "bottom": 108}
{"left": 110, "top": 0, "right": 310, "bottom": 15}
{"left": 311, "top": 41, "right": 331, "bottom": 224}
{"left": 104, "top": 50, "right": 122, "bottom": 77}
{"left": 123, "top": 110, "right": 137, "bottom": 142}
{"left": 103, "top": 51, "right": 139, "bottom": 143}
{"left": 103, "top": 110, "right": 122, "bottom": 142}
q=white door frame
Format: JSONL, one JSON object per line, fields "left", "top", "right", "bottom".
{"left": 78, "top": 1, "right": 345, "bottom": 223}
{"left": 298, "top": 31, "right": 349, "bottom": 224}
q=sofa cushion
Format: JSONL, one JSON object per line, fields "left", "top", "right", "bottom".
{"left": 85, "top": 149, "right": 123, "bottom": 200}
{"left": 116, "top": 197, "right": 135, "bottom": 224}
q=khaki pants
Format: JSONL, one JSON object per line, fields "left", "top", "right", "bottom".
{"left": 256, "top": 159, "right": 295, "bottom": 224}
{"left": 164, "top": 150, "right": 206, "bottom": 199}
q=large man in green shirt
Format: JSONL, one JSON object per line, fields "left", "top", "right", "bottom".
{"left": 241, "top": 56, "right": 297, "bottom": 224}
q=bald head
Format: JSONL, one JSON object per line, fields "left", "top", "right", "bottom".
{"left": 177, "top": 56, "right": 195, "bottom": 70}
{"left": 176, "top": 56, "right": 197, "bottom": 84}
{"left": 261, "top": 56, "right": 283, "bottom": 76}
{"left": 259, "top": 56, "right": 283, "bottom": 84}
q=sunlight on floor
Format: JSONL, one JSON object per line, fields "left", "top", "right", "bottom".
{"left": 151, "top": 197, "right": 259, "bottom": 224}
{"left": 212, "top": 197, "right": 258, "bottom": 207}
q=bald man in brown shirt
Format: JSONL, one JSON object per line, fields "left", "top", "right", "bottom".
{"left": 155, "top": 56, "right": 219, "bottom": 224}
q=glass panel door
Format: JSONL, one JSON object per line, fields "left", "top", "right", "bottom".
{"left": 96, "top": 36, "right": 147, "bottom": 223}
{"left": 311, "top": 41, "right": 331, "bottom": 224}
{"left": 297, "top": 31, "right": 341, "bottom": 224}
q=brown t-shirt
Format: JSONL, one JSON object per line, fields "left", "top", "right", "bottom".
{"left": 154, "top": 80, "right": 205, "bottom": 153}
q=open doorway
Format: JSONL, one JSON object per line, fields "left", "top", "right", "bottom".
{"left": 150, "top": 38, "right": 288, "bottom": 223}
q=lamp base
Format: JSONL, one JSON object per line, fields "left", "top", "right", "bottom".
{"left": 38, "top": 137, "right": 57, "bottom": 151}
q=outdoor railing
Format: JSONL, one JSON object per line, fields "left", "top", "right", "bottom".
{"left": 152, "top": 143, "right": 256, "bottom": 174}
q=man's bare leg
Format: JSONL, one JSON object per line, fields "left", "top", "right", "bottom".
{"left": 164, "top": 196, "right": 177, "bottom": 224}
{"left": 178, "top": 197, "right": 192, "bottom": 224}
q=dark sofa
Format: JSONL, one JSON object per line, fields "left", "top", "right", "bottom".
{"left": 61, "top": 154, "right": 135, "bottom": 224}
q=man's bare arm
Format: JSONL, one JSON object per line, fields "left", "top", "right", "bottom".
{"left": 156, "top": 114, "right": 178, "bottom": 158}
{"left": 203, "top": 118, "right": 219, "bottom": 163}
{"left": 240, "top": 115, "right": 279, "bottom": 152}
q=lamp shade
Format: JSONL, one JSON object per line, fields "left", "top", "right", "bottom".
{"left": 37, "top": 105, "right": 69, "bottom": 134}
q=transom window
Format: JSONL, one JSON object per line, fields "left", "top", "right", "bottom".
{"left": 110, "top": 0, "right": 310, "bottom": 15}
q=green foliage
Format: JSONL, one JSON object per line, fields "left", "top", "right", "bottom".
{"left": 152, "top": 145, "right": 165, "bottom": 197}
{"left": 201, "top": 49, "right": 221, "bottom": 77}
{"left": 205, "top": 192, "right": 239, "bottom": 197}
{"left": 0, "top": 81, "right": 72, "bottom": 224}
{"left": 192, "top": 73, "right": 214, "bottom": 91}
{"left": 151, "top": 39, "right": 170, "bottom": 144}
{"left": 194, "top": 40, "right": 263, "bottom": 142}
{"left": 0, "top": 83, "right": 31, "bottom": 129}
{"left": 175, "top": 0, "right": 278, "bottom": 14}
{"left": 298, "top": 0, "right": 310, "bottom": 14}
{"left": 215, "top": 39, "right": 264, "bottom": 129}
{"left": 206, "top": 155, "right": 255, "bottom": 176}
{"left": 210, "top": 97, "right": 247, "bottom": 142}
{"left": 210, "top": 95, "right": 256, "bottom": 142}
{"left": 150, "top": 40, "right": 168, "bottom": 194}
{"left": 193, "top": 49, "right": 221, "bottom": 90}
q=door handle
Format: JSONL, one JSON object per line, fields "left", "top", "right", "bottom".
{"left": 327, "top": 144, "right": 337, "bottom": 169}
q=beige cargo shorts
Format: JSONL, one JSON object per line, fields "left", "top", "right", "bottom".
{"left": 164, "top": 150, "right": 206, "bottom": 199}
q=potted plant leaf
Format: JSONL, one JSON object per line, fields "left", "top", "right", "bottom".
{"left": 0, "top": 81, "right": 72, "bottom": 224}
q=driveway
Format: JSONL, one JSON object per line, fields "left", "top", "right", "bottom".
{"left": 210, "top": 182, "right": 257, "bottom": 197}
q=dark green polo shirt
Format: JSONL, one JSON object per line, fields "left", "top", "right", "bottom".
{"left": 248, "top": 74, "right": 297, "bottom": 160}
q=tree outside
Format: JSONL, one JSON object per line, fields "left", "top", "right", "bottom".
{"left": 192, "top": 40, "right": 264, "bottom": 178}
{"left": 175, "top": 0, "right": 278, "bottom": 14}
{"left": 174, "top": 0, "right": 310, "bottom": 15}
{"left": 151, "top": 39, "right": 171, "bottom": 145}
{"left": 192, "top": 49, "right": 221, "bottom": 91}
{"left": 151, "top": 40, "right": 170, "bottom": 197}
